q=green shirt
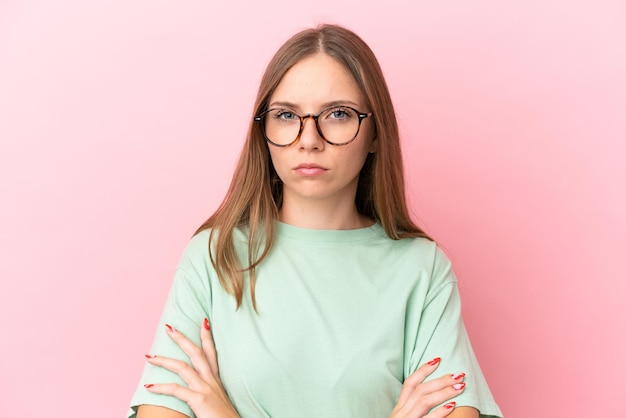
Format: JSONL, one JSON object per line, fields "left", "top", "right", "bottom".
{"left": 128, "top": 222, "right": 503, "bottom": 417}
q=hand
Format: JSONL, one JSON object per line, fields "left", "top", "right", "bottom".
{"left": 144, "top": 319, "right": 240, "bottom": 418}
{"left": 390, "top": 357, "right": 466, "bottom": 418}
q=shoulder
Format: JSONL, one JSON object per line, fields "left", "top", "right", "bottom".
{"left": 174, "top": 229, "right": 214, "bottom": 275}
{"left": 389, "top": 234, "right": 453, "bottom": 275}
{"left": 361, "top": 227, "right": 457, "bottom": 292}
{"left": 183, "top": 224, "right": 249, "bottom": 252}
{"left": 179, "top": 229, "right": 211, "bottom": 261}
{"left": 177, "top": 226, "right": 250, "bottom": 268}
{"left": 390, "top": 235, "right": 458, "bottom": 295}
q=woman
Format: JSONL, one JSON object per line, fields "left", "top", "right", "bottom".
{"left": 128, "top": 24, "right": 503, "bottom": 418}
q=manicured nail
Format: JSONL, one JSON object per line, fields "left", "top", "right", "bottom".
{"left": 203, "top": 317, "right": 210, "bottom": 331}
{"left": 444, "top": 402, "right": 456, "bottom": 409}
{"left": 427, "top": 357, "right": 441, "bottom": 366}
{"left": 144, "top": 383, "right": 154, "bottom": 389}
{"left": 165, "top": 324, "right": 175, "bottom": 333}
{"left": 144, "top": 354, "right": 156, "bottom": 359}
{"left": 452, "top": 383, "right": 466, "bottom": 390}
{"left": 451, "top": 373, "right": 465, "bottom": 380}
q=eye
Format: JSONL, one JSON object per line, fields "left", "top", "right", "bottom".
{"left": 272, "top": 109, "right": 297, "bottom": 121}
{"left": 326, "top": 107, "right": 353, "bottom": 120}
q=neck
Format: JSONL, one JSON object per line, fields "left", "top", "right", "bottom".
{"left": 279, "top": 195, "right": 373, "bottom": 230}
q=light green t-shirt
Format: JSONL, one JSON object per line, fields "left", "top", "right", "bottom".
{"left": 128, "top": 222, "right": 503, "bottom": 418}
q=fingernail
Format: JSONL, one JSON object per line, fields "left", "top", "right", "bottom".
{"left": 144, "top": 354, "right": 156, "bottom": 359}
{"left": 444, "top": 402, "right": 456, "bottom": 409}
{"left": 203, "top": 317, "right": 210, "bottom": 331}
{"left": 452, "top": 383, "right": 465, "bottom": 390}
{"left": 451, "top": 373, "right": 465, "bottom": 380}
{"left": 165, "top": 324, "right": 175, "bottom": 333}
{"left": 144, "top": 384, "right": 154, "bottom": 389}
{"left": 427, "top": 357, "right": 441, "bottom": 366}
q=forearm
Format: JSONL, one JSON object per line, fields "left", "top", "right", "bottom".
{"left": 448, "top": 406, "right": 479, "bottom": 418}
{"left": 136, "top": 405, "right": 189, "bottom": 418}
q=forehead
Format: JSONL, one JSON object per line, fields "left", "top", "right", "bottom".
{"left": 269, "top": 53, "right": 365, "bottom": 109}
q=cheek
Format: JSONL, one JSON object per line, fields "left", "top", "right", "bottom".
{"left": 268, "top": 148, "right": 287, "bottom": 177}
{"left": 268, "top": 148, "right": 279, "bottom": 166}
{"left": 361, "top": 125, "right": 376, "bottom": 153}
{"left": 342, "top": 147, "right": 370, "bottom": 176}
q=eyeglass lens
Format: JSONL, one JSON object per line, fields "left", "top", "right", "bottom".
{"left": 263, "top": 106, "right": 362, "bottom": 146}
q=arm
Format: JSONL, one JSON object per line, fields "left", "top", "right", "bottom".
{"left": 135, "top": 403, "right": 480, "bottom": 418}
{"left": 449, "top": 407, "right": 479, "bottom": 418}
{"left": 399, "top": 247, "right": 502, "bottom": 418}
{"left": 137, "top": 405, "right": 188, "bottom": 418}
{"left": 141, "top": 320, "right": 239, "bottom": 418}
{"left": 390, "top": 357, "right": 472, "bottom": 418}
{"left": 142, "top": 317, "right": 475, "bottom": 418}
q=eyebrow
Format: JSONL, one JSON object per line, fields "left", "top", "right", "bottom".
{"left": 268, "top": 100, "right": 362, "bottom": 111}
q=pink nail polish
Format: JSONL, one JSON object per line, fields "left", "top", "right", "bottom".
{"left": 144, "top": 354, "right": 156, "bottom": 359}
{"left": 165, "top": 324, "right": 175, "bottom": 333}
{"left": 452, "top": 383, "right": 465, "bottom": 390}
{"left": 203, "top": 317, "right": 210, "bottom": 331}
{"left": 444, "top": 402, "right": 456, "bottom": 409}
{"left": 144, "top": 384, "right": 154, "bottom": 389}
{"left": 451, "top": 373, "right": 465, "bottom": 380}
{"left": 427, "top": 357, "right": 441, "bottom": 366}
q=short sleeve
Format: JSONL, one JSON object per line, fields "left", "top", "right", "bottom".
{"left": 404, "top": 247, "right": 503, "bottom": 418}
{"left": 127, "top": 231, "right": 214, "bottom": 418}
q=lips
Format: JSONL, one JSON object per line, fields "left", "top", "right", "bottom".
{"left": 294, "top": 163, "right": 327, "bottom": 176}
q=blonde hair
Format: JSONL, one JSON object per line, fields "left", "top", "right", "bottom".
{"left": 196, "top": 24, "right": 431, "bottom": 309}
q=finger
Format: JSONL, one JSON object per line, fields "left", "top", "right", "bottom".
{"left": 164, "top": 324, "right": 213, "bottom": 382}
{"left": 144, "top": 380, "right": 238, "bottom": 418}
{"left": 201, "top": 317, "right": 220, "bottom": 379}
{"left": 408, "top": 372, "right": 465, "bottom": 399}
{"left": 404, "top": 381, "right": 466, "bottom": 417}
{"left": 145, "top": 355, "right": 208, "bottom": 389}
{"left": 397, "top": 357, "right": 441, "bottom": 405}
{"left": 423, "top": 401, "right": 457, "bottom": 418}
{"left": 144, "top": 382, "right": 198, "bottom": 405}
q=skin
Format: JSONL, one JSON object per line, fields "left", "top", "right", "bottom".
{"left": 138, "top": 323, "right": 238, "bottom": 418}
{"left": 267, "top": 53, "right": 376, "bottom": 230}
{"left": 139, "top": 322, "right": 478, "bottom": 418}
{"left": 137, "top": 53, "right": 479, "bottom": 418}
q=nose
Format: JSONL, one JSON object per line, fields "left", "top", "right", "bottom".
{"left": 298, "top": 115, "right": 325, "bottom": 150}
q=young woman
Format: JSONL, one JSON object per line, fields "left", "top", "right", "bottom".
{"left": 128, "top": 24, "right": 503, "bottom": 418}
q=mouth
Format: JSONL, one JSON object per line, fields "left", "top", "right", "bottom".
{"left": 294, "top": 163, "right": 328, "bottom": 176}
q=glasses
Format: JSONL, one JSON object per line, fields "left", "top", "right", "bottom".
{"left": 254, "top": 106, "right": 373, "bottom": 147}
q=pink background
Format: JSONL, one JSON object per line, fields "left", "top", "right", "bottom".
{"left": 1, "top": 1, "right": 625, "bottom": 417}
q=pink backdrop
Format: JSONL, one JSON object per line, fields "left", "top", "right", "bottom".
{"left": 1, "top": 1, "right": 625, "bottom": 417}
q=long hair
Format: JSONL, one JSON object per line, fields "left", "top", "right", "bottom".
{"left": 195, "top": 24, "right": 431, "bottom": 309}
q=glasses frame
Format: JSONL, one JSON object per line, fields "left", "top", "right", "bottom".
{"left": 254, "top": 106, "right": 373, "bottom": 147}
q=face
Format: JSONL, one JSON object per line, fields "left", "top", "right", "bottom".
{"left": 266, "top": 53, "right": 376, "bottom": 207}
